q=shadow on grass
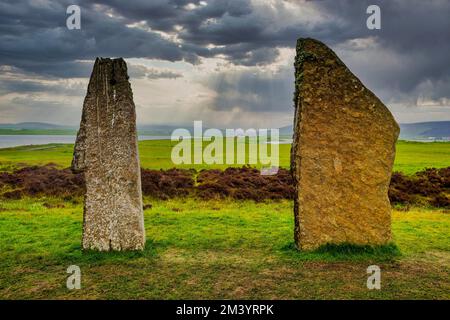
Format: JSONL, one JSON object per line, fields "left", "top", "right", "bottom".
{"left": 280, "top": 242, "right": 401, "bottom": 262}
{"left": 54, "top": 240, "right": 159, "bottom": 265}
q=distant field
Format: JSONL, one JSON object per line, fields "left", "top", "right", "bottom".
{"left": 0, "top": 139, "right": 449, "bottom": 174}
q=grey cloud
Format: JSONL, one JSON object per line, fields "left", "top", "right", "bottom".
{"left": 312, "top": 0, "right": 450, "bottom": 104}
{"left": 146, "top": 69, "right": 183, "bottom": 80}
{"left": 0, "top": 95, "right": 82, "bottom": 124}
{"left": 1, "top": 0, "right": 449, "bottom": 121}
{"left": 0, "top": 0, "right": 194, "bottom": 77}
{"left": 207, "top": 66, "right": 294, "bottom": 113}
{"left": 128, "top": 64, "right": 183, "bottom": 79}
{"left": 0, "top": 78, "right": 86, "bottom": 96}
{"left": 127, "top": 64, "right": 150, "bottom": 78}
{"left": 3, "top": 0, "right": 447, "bottom": 75}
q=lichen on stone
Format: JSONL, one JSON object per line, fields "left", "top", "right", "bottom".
{"left": 72, "top": 57, "right": 145, "bottom": 251}
{"left": 293, "top": 38, "right": 318, "bottom": 110}
{"left": 290, "top": 38, "right": 400, "bottom": 251}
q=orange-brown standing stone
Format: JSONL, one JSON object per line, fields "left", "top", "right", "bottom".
{"left": 291, "top": 38, "right": 399, "bottom": 250}
{"left": 72, "top": 58, "right": 145, "bottom": 251}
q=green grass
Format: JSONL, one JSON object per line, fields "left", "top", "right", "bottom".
{"left": 0, "top": 138, "right": 449, "bottom": 299}
{"left": 0, "top": 197, "right": 448, "bottom": 299}
{"left": 394, "top": 141, "right": 450, "bottom": 174}
{"left": 0, "top": 139, "right": 449, "bottom": 173}
{"left": 0, "top": 144, "right": 75, "bottom": 171}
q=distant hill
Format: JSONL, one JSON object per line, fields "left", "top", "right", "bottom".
{"left": 1, "top": 121, "right": 449, "bottom": 140}
{"left": 398, "top": 121, "right": 450, "bottom": 140}
{"left": 279, "top": 125, "right": 293, "bottom": 137}
{"left": 0, "top": 122, "right": 77, "bottom": 135}
{"left": 137, "top": 124, "right": 185, "bottom": 136}
{"left": 0, "top": 122, "right": 193, "bottom": 136}
{"left": 278, "top": 121, "right": 450, "bottom": 141}
{"left": 0, "top": 122, "right": 75, "bottom": 130}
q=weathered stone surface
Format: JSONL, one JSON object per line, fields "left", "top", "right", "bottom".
{"left": 291, "top": 38, "right": 399, "bottom": 250}
{"left": 72, "top": 57, "right": 145, "bottom": 251}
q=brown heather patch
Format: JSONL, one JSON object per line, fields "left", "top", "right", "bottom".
{"left": 0, "top": 164, "right": 84, "bottom": 199}
{"left": 140, "top": 168, "right": 195, "bottom": 199}
{"left": 196, "top": 166, "right": 295, "bottom": 201}
{"left": 0, "top": 165, "right": 449, "bottom": 207}
{"left": 389, "top": 167, "right": 450, "bottom": 208}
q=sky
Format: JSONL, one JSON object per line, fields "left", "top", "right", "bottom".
{"left": 0, "top": 0, "right": 449, "bottom": 128}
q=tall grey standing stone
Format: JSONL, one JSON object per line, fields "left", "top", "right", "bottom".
{"left": 291, "top": 38, "right": 399, "bottom": 250}
{"left": 72, "top": 58, "right": 145, "bottom": 251}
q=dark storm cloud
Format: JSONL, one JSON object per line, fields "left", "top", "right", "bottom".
{"left": 207, "top": 66, "right": 293, "bottom": 113}
{"left": 80, "top": 0, "right": 285, "bottom": 65}
{"left": 0, "top": 78, "right": 85, "bottom": 96}
{"left": 91, "top": 0, "right": 450, "bottom": 109}
{"left": 203, "top": 0, "right": 450, "bottom": 113}
{"left": 3, "top": 0, "right": 448, "bottom": 74}
{"left": 0, "top": 63, "right": 181, "bottom": 99}
{"left": 0, "top": 0, "right": 449, "bottom": 118}
{"left": 0, "top": 0, "right": 194, "bottom": 78}
{"left": 313, "top": 0, "right": 450, "bottom": 95}
{"left": 0, "top": 0, "right": 312, "bottom": 77}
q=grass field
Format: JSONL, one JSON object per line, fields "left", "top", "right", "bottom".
{"left": 0, "top": 139, "right": 449, "bottom": 299}
{"left": 0, "top": 197, "right": 448, "bottom": 299}
{"left": 0, "top": 139, "right": 449, "bottom": 174}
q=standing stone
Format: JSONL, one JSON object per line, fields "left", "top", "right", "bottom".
{"left": 72, "top": 58, "right": 145, "bottom": 251}
{"left": 291, "top": 38, "right": 399, "bottom": 250}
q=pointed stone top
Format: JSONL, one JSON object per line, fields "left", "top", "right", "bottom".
{"left": 293, "top": 38, "right": 397, "bottom": 128}
{"left": 93, "top": 58, "right": 128, "bottom": 73}
{"left": 89, "top": 57, "right": 130, "bottom": 86}
{"left": 295, "top": 38, "right": 345, "bottom": 69}
{"left": 296, "top": 37, "right": 323, "bottom": 45}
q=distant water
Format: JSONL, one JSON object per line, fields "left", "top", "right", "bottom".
{"left": 0, "top": 135, "right": 172, "bottom": 149}
{"left": 408, "top": 138, "right": 450, "bottom": 143}
{"left": 265, "top": 138, "right": 292, "bottom": 144}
